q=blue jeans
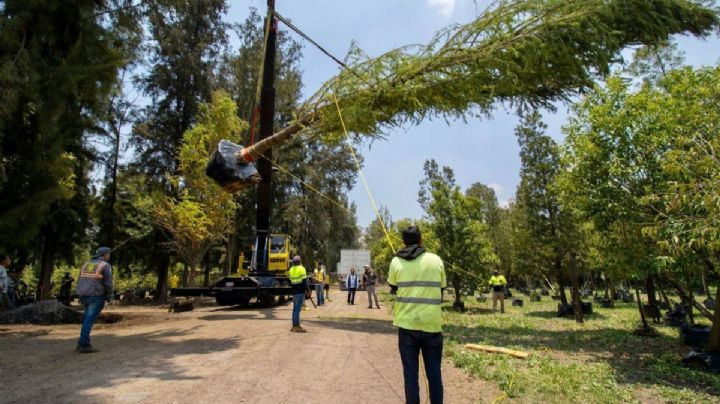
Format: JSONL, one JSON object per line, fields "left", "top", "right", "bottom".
{"left": 292, "top": 293, "right": 305, "bottom": 326}
{"left": 315, "top": 284, "right": 324, "bottom": 305}
{"left": 78, "top": 296, "right": 105, "bottom": 347}
{"left": 398, "top": 328, "right": 443, "bottom": 404}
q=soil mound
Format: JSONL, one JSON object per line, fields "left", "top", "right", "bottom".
{"left": 0, "top": 300, "right": 83, "bottom": 324}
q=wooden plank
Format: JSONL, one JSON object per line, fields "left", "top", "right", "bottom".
{"left": 464, "top": 344, "right": 530, "bottom": 359}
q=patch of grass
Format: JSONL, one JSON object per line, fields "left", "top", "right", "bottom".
{"left": 384, "top": 289, "right": 720, "bottom": 403}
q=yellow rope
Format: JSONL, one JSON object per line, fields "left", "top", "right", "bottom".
{"left": 332, "top": 94, "right": 396, "bottom": 254}
{"left": 259, "top": 152, "right": 354, "bottom": 213}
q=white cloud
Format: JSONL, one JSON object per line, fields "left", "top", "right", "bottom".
{"left": 488, "top": 183, "right": 505, "bottom": 195}
{"left": 427, "top": 0, "right": 456, "bottom": 16}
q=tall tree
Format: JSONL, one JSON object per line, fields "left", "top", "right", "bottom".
{"left": 514, "top": 112, "right": 571, "bottom": 304}
{"left": 420, "top": 160, "right": 497, "bottom": 311}
{"left": 466, "top": 183, "right": 513, "bottom": 277}
{"left": 131, "top": 0, "right": 228, "bottom": 298}
{"left": 0, "top": 0, "right": 128, "bottom": 298}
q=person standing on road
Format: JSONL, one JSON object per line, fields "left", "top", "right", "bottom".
{"left": 59, "top": 272, "right": 74, "bottom": 306}
{"left": 289, "top": 255, "right": 308, "bottom": 333}
{"left": 313, "top": 264, "right": 325, "bottom": 305}
{"left": 388, "top": 226, "right": 446, "bottom": 404}
{"left": 346, "top": 267, "right": 359, "bottom": 305}
{"left": 363, "top": 265, "right": 380, "bottom": 309}
{"left": 0, "top": 254, "right": 12, "bottom": 311}
{"left": 489, "top": 270, "right": 507, "bottom": 314}
{"left": 76, "top": 247, "right": 114, "bottom": 353}
{"left": 322, "top": 264, "right": 331, "bottom": 302}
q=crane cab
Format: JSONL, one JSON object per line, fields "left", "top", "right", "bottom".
{"left": 268, "top": 234, "right": 290, "bottom": 273}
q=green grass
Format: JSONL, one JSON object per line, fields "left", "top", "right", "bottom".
{"left": 382, "top": 290, "right": 720, "bottom": 403}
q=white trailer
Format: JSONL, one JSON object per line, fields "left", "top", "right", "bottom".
{"left": 337, "top": 249, "right": 371, "bottom": 290}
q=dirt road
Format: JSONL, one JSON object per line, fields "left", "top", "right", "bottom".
{"left": 0, "top": 287, "right": 497, "bottom": 403}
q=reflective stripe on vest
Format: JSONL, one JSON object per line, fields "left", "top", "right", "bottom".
{"left": 80, "top": 261, "right": 106, "bottom": 279}
{"left": 397, "top": 281, "right": 441, "bottom": 288}
{"left": 395, "top": 296, "right": 442, "bottom": 305}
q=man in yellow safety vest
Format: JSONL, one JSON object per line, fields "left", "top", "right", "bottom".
{"left": 388, "top": 226, "right": 446, "bottom": 404}
{"left": 288, "top": 255, "right": 308, "bottom": 333}
{"left": 313, "top": 264, "right": 326, "bottom": 305}
{"left": 489, "top": 269, "right": 507, "bottom": 313}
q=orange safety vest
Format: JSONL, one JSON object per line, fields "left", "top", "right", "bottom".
{"left": 80, "top": 261, "right": 107, "bottom": 279}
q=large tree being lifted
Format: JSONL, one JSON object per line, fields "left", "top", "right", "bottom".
{"left": 207, "top": 0, "right": 719, "bottom": 191}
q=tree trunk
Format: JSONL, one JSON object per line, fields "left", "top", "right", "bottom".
{"left": 655, "top": 276, "right": 672, "bottom": 310}
{"left": 635, "top": 286, "right": 650, "bottom": 330}
{"left": 558, "top": 282, "right": 569, "bottom": 306}
{"left": 37, "top": 225, "right": 58, "bottom": 300}
{"left": 203, "top": 252, "right": 211, "bottom": 287}
{"left": 685, "top": 270, "right": 695, "bottom": 325}
{"left": 702, "top": 269, "right": 711, "bottom": 298}
{"left": 452, "top": 275, "right": 464, "bottom": 311}
{"left": 569, "top": 253, "right": 584, "bottom": 323}
{"left": 645, "top": 273, "right": 658, "bottom": 310}
{"left": 182, "top": 262, "right": 190, "bottom": 287}
{"left": 603, "top": 274, "right": 610, "bottom": 299}
{"left": 154, "top": 254, "right": 170, "bottom": 303}
{"left": 665, "top": 277, "right": 714, "bottom": 321}
{"left": 709, "top": 282, "right": 720, "bottom": 351}
{"left": 554, "top": 254, "right": 569, "bottom": 305}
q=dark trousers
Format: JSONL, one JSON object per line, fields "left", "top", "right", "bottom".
{"left": 347, "top": 287, "right": 356, "bottom": 304}
{"left": 398, "top": 328, "right": 443, "bottom": 404}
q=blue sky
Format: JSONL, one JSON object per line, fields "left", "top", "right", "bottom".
{"left": 227, "top": 0, "right": 720, "bottom": 228}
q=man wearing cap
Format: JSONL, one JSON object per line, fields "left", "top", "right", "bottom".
{"left": 388, "top": 226, "right": 446, "bottom": 404}
{"left": 363, "top": 264, "right": 380, "bottom": 309}
{"left": 288, "top": 255, "right": 308, "bottom": 333}
{"left": 75, "top": 246, "right": 114, "bottom": 353}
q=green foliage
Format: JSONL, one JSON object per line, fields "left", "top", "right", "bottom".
{"left": 154, "top": 92, "right": 240, "bottom": 277}
{"left": 293, "top": 0, "right": 719, "bottom": 142}
{"left": 641, "top": 67, "right": 720, "bottom": 256}
{"left": 421, "top": 160, "right": 497, "bottom": 304}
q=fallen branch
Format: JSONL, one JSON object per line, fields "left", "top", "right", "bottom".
{"left": 465, "top": 344, "right": 530, "bottom": 359}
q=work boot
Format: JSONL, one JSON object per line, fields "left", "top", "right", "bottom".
{"left": 295, "top": 326, "right": 307, "bottom": 333}
{"left": 76, "top": 345, "right": 98, "bottom": 354}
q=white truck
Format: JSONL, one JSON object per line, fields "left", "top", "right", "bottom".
{"left": 337, "top": 249, "right": 371, "bottom": 290}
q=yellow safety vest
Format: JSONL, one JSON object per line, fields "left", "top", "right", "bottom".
{"left": 314, "top": 269, "right": 325, "bottom": 283}
{"left": 489, "top": 275, "right": 507, "bottom": 286}
{"left": 388, "top": 252, "right": 446, "bottom": 333}
{"left": 288, "top": 265, "right": 307, "bottom": 284}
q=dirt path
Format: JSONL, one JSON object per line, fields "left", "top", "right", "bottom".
{"left": 0, "top": 287, "right": 498, "bottom": 403}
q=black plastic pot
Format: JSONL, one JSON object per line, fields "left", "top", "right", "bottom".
{"left": 512, "top": 299, "right": 524, "bottom": 307}
{"left": 681, "top": 325, "right": 711, "bottom": 348}
{"left": 682, "top": 350, "right": 720, "bottom": 373}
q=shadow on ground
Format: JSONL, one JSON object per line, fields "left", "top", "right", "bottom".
{"left": 306, "top": 317, "right": 396, "bottom": 335}
{"left": 524, "top": 310, "right": 608, "bottom": 320}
